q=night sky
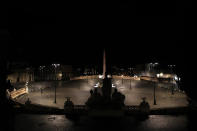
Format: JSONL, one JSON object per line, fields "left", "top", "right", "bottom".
{"left": 2, "top": 3, "right": 197, "bottom": 130}
{"left": 0, "top": 1, "right": 195, "bottom": 99}
{"left": 1, "top": 2, "right": 193, "bottom": 68}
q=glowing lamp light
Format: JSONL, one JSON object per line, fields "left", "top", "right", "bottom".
{"left": 174, "top": 76, "right": 178, "bottom": 81}
{"left": 59, "top": 73, "right": 62, "bottom": 77}
{"left": 157, "top": 73, "right": 163, "bottom": 78}
{"left": 156, "top": 74, "right": 160, "bottom": 78}
{"left": 99, "top": 75, "right": 103, "bottom": 79}
{"left": 52, "top": 64, "right": 60, "bottom": 68}
{"left": 160, "top": 73, "right": 163, "bottom": 76}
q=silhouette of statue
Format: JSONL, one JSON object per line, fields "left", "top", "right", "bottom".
{"left": 64, "top": 97, "right": 74, "bottom": 113}
{"left": 90, "top": 89, "right": 93, "bottom": 96}
{"left": 64, "top": 97, "right": 74, "bottom": 107}
{"left": 139, "top": 97, "right": 150, "bottom": 114}
{"left": 93, "top": 88, "right": 101, "bottom": 97}
{"left": 112, "top": 88, "right": 125, "bottom": 108}
{"left": 86, "top": 88, "right": 102, "bottom": 108}
{"left": 25, "top": 98, "right": 31, "bottom": 105}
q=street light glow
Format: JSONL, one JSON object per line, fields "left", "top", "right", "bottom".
{"left": 59, "top": 73, "right": 62, "bottom": 77}
{"left": 168, "top": 64, "right": 176, "bottom": 67}
{"left": 157, "top": 73, "right": 164, "bottom": 78}
{"left": 52, "top": 64, "right": 60, "bottom": 68}
{"left": 174, "top": 76, "right": 178, "bottom": 81}
{"left": 99, "top": 75, "right": 103, "bottom": 79}
{"left": 160, "top": 73, "right": 163, "bottom": 76}
{"left": 107, "top": 75, "right": 111, "bottom": 78}
{"left": 39, "top": 66, "right": 45, "bottom": 70}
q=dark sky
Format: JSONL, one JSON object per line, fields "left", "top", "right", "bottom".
{"left": 1, "top": 1, "right": 196, "bottom": 99}
{"left": 1, "top": 1, "right": 193, "bottom": 67}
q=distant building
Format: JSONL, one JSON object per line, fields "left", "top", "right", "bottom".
{"left": 82, "top": 65, "right": 98, "bottom": 76}
{"left": 7, "top": 67, "right": 34, "bottom": 83}
{"left": 61, "top": 65, "right": 73, "bottom": 80}
{"left": 34, "top": 64, "right": 73, "bottom": 81}
{"left": 7, "top": 63, "right": 73, "bottom": 82}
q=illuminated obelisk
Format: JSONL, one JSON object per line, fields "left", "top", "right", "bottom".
{"left": 103, "top": 49, "right": 106, "bottom": 78}
{"left": 102, "top": 48, "right": 112, "bottom": 102}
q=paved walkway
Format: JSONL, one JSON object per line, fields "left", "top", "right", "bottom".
{"left": 14, "top": 79, "right": 188, "bottom": 109}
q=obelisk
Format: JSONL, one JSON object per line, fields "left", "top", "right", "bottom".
{"left": 102, "top": 48, "right": 112, "bottom": 101}
{"left": 103, "top": 49, "right": 106, "bottom": 78}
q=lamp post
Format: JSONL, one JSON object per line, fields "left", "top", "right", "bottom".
{"left": 153, "top": 80, "right": 156, "bottom": 105}
{"left": 52, "top": 64, "right": 60, "bottom": 104}
{"left": 130, "top": 79, "right": 131, "bottom": 89}
{"left": 121, "top": 75, "right": 123, "bottom": 85}
{"left": 171, "top": 80, "right": 174, "bottom": 95}
{"left": 54, "top": 83, "right": 56, "bottom": 103}
{"left": 168, "top": 65, "right": 176, "bottom": 95}
{"left": 152, "top": 62, "right": 158, "bottom": 105}
{"left": 129, "top": 67, "right": 134, "bottom": 90}
{"left": 87, "top": 74, "right": 88, "bottom": 84}
{"left": 52, "top": 64, "right": 60, "bottom": 80}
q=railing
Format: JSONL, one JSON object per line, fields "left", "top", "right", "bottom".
{"left": 9, "top": 88, "right": 27, "bottom": 99}
{"left": 72, "top": 105, "right": 140, "bottom": 111}
{"left": 65, "top": 105, "right": 88, "bottom": 115}
{"left": 124, "top": 105, "right": 140, "bottom": 111}
{"left": 73, "top": 105, "right": 88, "bottom": 110}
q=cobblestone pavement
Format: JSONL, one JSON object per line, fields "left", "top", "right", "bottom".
{"left": 14, "top": 79, "right": 187, "bottom": 109}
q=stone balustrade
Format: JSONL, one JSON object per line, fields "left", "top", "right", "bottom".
{"left": 9, "top": 88, "right": 27, "bottom": 99}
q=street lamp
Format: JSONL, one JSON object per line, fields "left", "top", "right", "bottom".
{"left": 152, "top": 62, "right": 159, "bottom": 75}
{"left": 153, "top": 80, "right": 156, "bottom": 105}
{"left": 52, "top": 64, "right": 60, "bottom": 80}
{"left": 152, "top": 63, "right": 158, "bottom": 105}
{"left": 52, "top": 64, "right": 60, "bottom": 104}
{"left": 87, "top": 73, "right": 88, "bottom": 83}
{"left": 54, "top": 83, "right": 56, "bottom": 103}
{"left": 121, "top": 75, "right": 124, "bottom": 85}
{"left": 168, "top": 65, "right": 176, "bottom": 95}
{"left": 171, "top": 79, "right": 174, "bottom": 95}
{"left": 130, "top": 78, "right": 131, "bottom": 90}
